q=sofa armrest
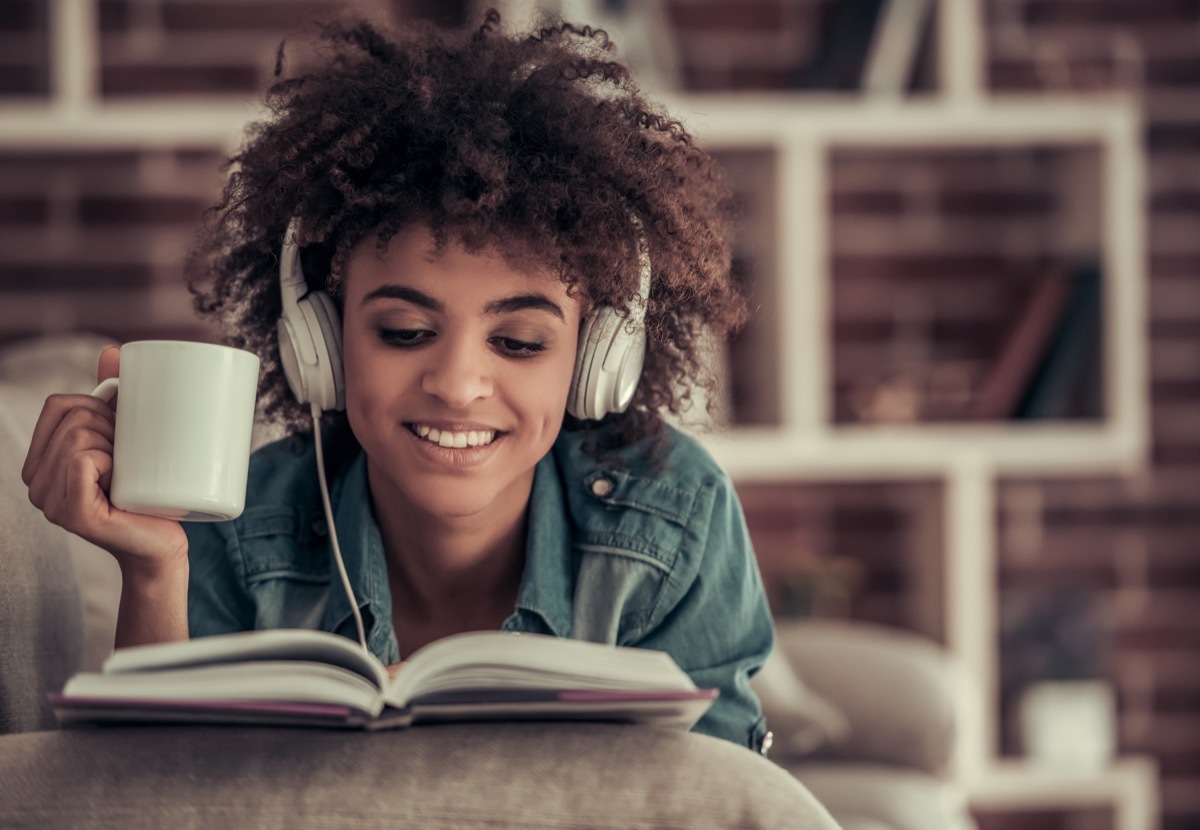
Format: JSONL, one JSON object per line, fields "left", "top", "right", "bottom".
{"left": 0, "top": 723, "right": 841, "bottom": 829}
{"left": 774, "top": 620, "right": 967, "bottom": 776}
{"left": 780, "top": 763, "right": 978, "bottom": 830}
{"left": 0, "top": 385, "right": 86, "bottom": 735}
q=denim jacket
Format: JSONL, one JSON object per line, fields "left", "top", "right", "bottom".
{"left": 184, "top": 420, "right": 774, "bottom": 752}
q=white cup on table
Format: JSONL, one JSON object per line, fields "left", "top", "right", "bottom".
{"left": 91, "top": 340, "right": 260, "bottom": 522}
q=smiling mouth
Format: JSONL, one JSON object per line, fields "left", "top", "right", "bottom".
{"left": 407, "top": 424, "right": 498, "bottom": 449}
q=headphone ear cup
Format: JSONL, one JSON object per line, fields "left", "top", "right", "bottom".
{"left": 569, "top": 305, "right": 643, "bottom": 421}
{"left": 568, "top": 310, "right": 602, "bottom": 420}
{"left": 279, "top": 291, "right": 344, "bottom": 413}
{"left": 277, "top": 315, "right": 309, "bottom": 406}
{"left": 306, "top": 290, "right": 345, "bottom": 412}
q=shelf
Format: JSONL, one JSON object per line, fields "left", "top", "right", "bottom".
{"left": 693, "top": 108, "right": 1146, "bottom": 482}
{"left": 968, "top": 758, "right": 1160, "bottom": 830}
{"left": 668, "top": 93, "right": 1141, "bottom": 146}
{"left": 698, "top": 422, "right": 1145, "bottom": 480}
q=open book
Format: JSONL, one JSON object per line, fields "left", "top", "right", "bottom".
{"left": 50, "top": 629, "right": 717, "bottom": 731}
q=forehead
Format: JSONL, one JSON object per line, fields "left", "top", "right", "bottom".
{"left": 343, "top": 225, "right": 574, "bottom": 301}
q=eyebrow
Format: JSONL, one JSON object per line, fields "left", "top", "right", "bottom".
{"left": 362, "top": 284, "right": 565, "bottom": 322}
{"left": 483, "top": 294, "right": 565, "bottom": 322}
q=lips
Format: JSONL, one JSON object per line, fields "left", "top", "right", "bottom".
{"left": 407, "top": 423, "right": 498, "bottom": 449}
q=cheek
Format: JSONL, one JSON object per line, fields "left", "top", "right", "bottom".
{"left": 504, "top": 353, "right": 576, "bottom": 425}
{"left": 546, "top": 343, "right": 581, "bottom": 401}
{"left": 340, "top": 329, "right": 397, "bottom": 413}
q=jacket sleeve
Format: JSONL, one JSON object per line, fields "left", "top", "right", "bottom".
{"left": 631, "top": 471, "right": 775, "bottom": 753}
{"left": 183, "top": 520, "right": 256, "bottom": 638}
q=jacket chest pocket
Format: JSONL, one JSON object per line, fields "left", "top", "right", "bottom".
{"left": 571, "top": 545, "right": 670, "bottom": 645}
{"left": 237, "top": 507, "right": 332, "bottom": 630}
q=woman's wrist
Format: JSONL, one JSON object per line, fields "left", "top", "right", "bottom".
{"left": 115, "top": 552, "right": 190, "bottom": 648}
{"left": 115, "top": 545, "right": 189, "bottom": 586}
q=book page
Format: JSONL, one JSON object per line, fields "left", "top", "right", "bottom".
{"left": 385, "top": 631, "right": 697, "bottom": 707}
{"left": 102, "top": 629, "right": 389, "bottom": 691}
{"left": 63, "top": 661, "right": 385, "bottom": 716}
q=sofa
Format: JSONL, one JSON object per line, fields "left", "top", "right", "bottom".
{"left": 0, "top": 335, "right": 977, "bottom": 829}
{"left": 753, "top": 621, "right": 979, "bottom": 830}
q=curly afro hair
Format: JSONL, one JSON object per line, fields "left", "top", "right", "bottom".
{"left": 188, "top": 10, "right": 746, "bottom": 456}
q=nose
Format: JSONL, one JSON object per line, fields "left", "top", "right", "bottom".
{"left": 420, "top": 336, "right": 493, "bottom": 408}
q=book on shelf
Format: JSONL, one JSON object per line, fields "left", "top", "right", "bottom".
{"left": 970, "top": 262, "right": 1103, "bottom": 421}
{"left": 797, "top": 0, "right": 933, "bottom": 93}
{"left": 798, "top": 0, "right": 888, "bottom": 90}
{"left": 1015, "top": 264, "right": 1103, "bottom": 420}
{"left": 861, "top": 0, "right": 936, "bottom": 95}
{"left": 970, "top": 267, "right": 1076, "bottom": 420}
{"left": 50, "top": 629, "right": 717, "bottom": 731}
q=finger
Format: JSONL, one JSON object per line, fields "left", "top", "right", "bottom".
{"left": 40, "top": 447, "right": 115, "bottom": 540}
{"left": 23, "top": 395, "right": 89, "bottom": 485}
{"left": 62, "top": 450, "right": 185, "bottom": 562}
{"left": 64, "top": 448, "right": 116, "bottom": 526}
{"left": 97, "top": 344, "right": 120, "bottom": 384}
{"left": 97, "top": 344, "right": 121, "bottom": 410}
{"left": 22, "top": 395, "right": 117, "bottom": 486}
{"left": 27, "top": 413, "right": 115, "bottom": 511}
{"left": 34, "top": 442, "right": 108, "bottom": 528}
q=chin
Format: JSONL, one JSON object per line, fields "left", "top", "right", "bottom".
{"left": 400, "top": 482, "right": 503, "bottom": 521}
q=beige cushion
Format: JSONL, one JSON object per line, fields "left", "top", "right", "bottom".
{"left": 0, "top": 723, "right": 842, "bottom": 829}
{"left": 752, "top": 637, "right": 849, "bottom": 757}
{"left": 0, "top": 384, "right": 85, "bottom": 733}
{"left": 774, "top": 620, "right": 964, "bottom": 775}
{"left": 0, "top": 335, "right": 122, "bottom": 673}
{"left": 785, "top": 763, "right": 977, "bottom": 830}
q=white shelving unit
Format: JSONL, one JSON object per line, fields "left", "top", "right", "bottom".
{"left": 969, "top": 758, "right": 1161, "bottom": 830}
{"left": 665, "top": 1, "right": 1155, "bottom": 826}
{"left": 666, "top": 58, "right": 1149, "bottom": 786}
{"left": 1, "top": 0, "right": 1157, "bottom": 825}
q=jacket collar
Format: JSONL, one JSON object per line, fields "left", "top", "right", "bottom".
{"left": 510, "top": 449, "right": 575, "bottom": 638}
{"left": 321, "top": 449, "right": 398, "bottom": 661}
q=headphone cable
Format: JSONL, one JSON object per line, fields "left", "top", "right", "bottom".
{"left": 311, "top": 403, "right": 369, "bottom": 653}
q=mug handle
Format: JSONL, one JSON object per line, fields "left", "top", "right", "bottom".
{"left": 92, "top": 377, "right": 119, "bottom": 402}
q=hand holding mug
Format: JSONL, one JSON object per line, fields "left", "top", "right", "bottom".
{"left": 22, "top": 341, "right": 259, "bottom": 573}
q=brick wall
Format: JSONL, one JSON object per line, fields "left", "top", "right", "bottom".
{"left": 685, "top": 1, "right": 1200, "bottom": 826}
{"left": 1, "top": 1, "right": 1197, "bottom": 827}
{"left": 985, "top": 2, "right": 1200, "bottom": 825}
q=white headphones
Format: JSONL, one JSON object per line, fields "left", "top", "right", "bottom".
{"left": 567, "top": 220, "right": 651, "bottom": 420}
{"left": 278, "top": 218, "right": 651, "bottom": 420}
{"left": 277, "top": 220, "right": 345, "bottom": 414}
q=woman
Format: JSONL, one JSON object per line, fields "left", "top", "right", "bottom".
{"left": 22, "top": 11, "right": 774, "bottom": 751}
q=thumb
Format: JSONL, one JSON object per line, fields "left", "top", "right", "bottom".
{"left": 97, "top": 345, "right": 120, "bottom": 384}
{"left": 96, "top": 345, "right": 121, "bottom": 409}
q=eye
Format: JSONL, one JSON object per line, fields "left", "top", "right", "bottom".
{"left": 378, "top": 328, "right": 434, "bottom": 348}
{"left": 491, "top": 336, "right": 547, "bottom": 358}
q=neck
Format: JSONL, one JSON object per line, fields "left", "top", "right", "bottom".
{"left": 366, "top": 467, "right": 527, "bottom": 632}
{"left": 385, "top": 513, "right": 526, "bottom": 616}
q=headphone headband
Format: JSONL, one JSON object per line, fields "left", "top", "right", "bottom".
{"left": 279, "top": 219, "right": 306, "bottom": 312}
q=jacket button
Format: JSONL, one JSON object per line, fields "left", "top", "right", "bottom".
{"left": 590, "top": 477, "right": 614, "bottom": 497}
{"left": 760, "top": 730, "right": 774, "bottom": 756}
{"left": 311, "top": 518, "right": 328, "bottom": 537}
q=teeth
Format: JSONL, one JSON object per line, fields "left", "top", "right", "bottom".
{"left": 411, "top": 424, "right": 496, "bottom": 448}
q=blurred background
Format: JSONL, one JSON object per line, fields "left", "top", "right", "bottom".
{"left": 0, "top": 1, "right": 1197, "bottom": 828}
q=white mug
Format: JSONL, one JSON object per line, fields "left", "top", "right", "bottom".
{"left": 91, "top": 340, "right": 260, "bottom": 522}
